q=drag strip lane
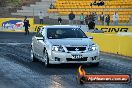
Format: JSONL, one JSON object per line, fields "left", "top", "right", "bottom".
{"left": 0, "top": 32, "right": 132, "bottom": 88}
{"left": 0, "top": 44, "right": 132, "bottom": 88}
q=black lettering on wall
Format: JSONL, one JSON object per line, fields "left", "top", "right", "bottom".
{"left": 108, "top": 28, "right": 112, "bottom": 32}
{"left": 120, "top": 28, "right": 128, "bottom": 32}
{"left": 96, "top": 27, "right": 129, "bottom": 33}
{"left": 35, "top": 26, "right": 43, "bottom": 32}
{"left": 113, "top": 28, "right": 120, "bottom": 32}
{"left": 101, "top": 28, "right": 108, "bottom": 32}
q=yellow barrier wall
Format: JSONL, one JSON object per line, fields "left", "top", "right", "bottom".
{"left": 86, "top": 33, "right": 132, "bottom": 57}
{"left": 96, "top": 26, "right": 132, "bottom": 34}
{"left": 33, "top": 24, "right": 47, "bottom": 32}
{"left": 118, "top": 36, "right": 132, "bottom": 57}
{"left": 33, "top": 25, "right": 132, "bottom": 33}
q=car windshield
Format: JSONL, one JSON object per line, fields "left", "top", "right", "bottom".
{"left": 47, "top": 28, "right": 87, "bottom": 39}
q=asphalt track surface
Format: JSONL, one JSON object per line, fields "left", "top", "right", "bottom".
{"left": 0, "top": 32, "right": 132, "bottom": 88}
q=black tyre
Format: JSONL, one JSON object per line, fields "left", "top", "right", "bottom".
{"left": 44, "top": 50, "right": 50, "bottom": 67}
{"left": 91, "top": 62, "right": 99, "bottom": 67}
{"left": 31, "top": 49, "right": 38, "bottom": 62}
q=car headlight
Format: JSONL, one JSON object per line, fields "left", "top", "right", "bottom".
{"left": 52, "top": 45, "right": 65, "bottom": 52}
{"left": 88, "top": 44, "right": 98, "bottom": 51}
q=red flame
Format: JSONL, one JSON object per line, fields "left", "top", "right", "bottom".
{"left": 78, "top": 65, "right": 86, "bottom": 77}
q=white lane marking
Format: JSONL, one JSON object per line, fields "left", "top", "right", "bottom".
{"left": 0, "top": 43, "right": 31, "bottom": 45}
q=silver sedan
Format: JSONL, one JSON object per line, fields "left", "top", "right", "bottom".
{"left": 31, "top": 25, "right": 100, "bottom": 67}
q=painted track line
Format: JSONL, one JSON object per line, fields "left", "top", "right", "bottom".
{"left": 0, "top": 43, "right": 31, "bottom": 45}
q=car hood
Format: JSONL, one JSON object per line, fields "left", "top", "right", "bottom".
{"left": 48, "top": 38, "right": 94, "bottom": 46}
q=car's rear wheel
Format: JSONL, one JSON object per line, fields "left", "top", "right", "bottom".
{"left": 31, "top": 49, "right": 38, "bottom": 62}
{"left": 44, "top": 50, "right": 50, "bottom": 67}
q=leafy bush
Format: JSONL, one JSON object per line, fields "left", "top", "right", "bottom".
{"left": 0, "top": 0, "right": 22, "bottom": 7}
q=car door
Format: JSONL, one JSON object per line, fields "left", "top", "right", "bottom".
{"left": 37, "top": 27, "right": 46, "bottom": 58}
{"left": 33, "top": 30, "right": 43, "bottom": 57}
{"left": 32, "top": 36, "right": 38, "bottom": 55}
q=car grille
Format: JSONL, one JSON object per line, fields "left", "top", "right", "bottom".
{"left": 66, "top": 57, "right": 87, "bottom": 61}
{"left": 66, "top": 47, "right": 86, "bottom": 51}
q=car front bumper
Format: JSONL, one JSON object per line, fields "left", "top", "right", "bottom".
{"left": 49, "top": 50, "right": 100, "bottom": 64}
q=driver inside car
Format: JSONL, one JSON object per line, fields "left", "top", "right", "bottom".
{"left": 55, "top": 30, "right": 64, "bottom": 38}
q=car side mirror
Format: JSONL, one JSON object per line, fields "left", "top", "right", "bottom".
{"left": 88, "top": 36, "right": 93, "bottom": 39}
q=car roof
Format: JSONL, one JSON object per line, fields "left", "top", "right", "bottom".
{"left": 43, "top": 25, "right": 80, "bottom": 29}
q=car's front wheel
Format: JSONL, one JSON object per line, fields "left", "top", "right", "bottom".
{"left": 31, "top": 49, "right": 38, "bottom": 62}
{"left": 91, "top": 62, "right": 99, "bottom": 66}
{"left": 43, "top": 50, "right": 50, "bottom": 67}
